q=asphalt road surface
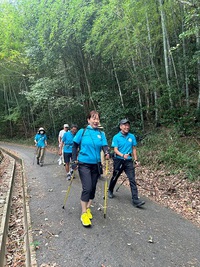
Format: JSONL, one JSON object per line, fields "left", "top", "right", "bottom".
{"left": 1, "top": 143, "right": 200, "bottom": 267}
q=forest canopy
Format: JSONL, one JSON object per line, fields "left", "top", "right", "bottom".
{"left": 0, "top": 0, "right": 199, "bottom": 140}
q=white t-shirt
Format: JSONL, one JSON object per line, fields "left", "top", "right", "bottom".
{"left": 58, "top": 129, "right": 66, "bottom": 139}
{"left": 58, "top": 129, "right": 68, "bottom": 147}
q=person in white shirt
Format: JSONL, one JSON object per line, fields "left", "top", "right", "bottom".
{"left": 58, "top": 124, "right": 69, "bottom": 164}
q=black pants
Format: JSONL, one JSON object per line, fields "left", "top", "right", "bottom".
{"left": 78, "top": 162, "right": 99, "bottom": 202}
{"left": 108, "top": 158, "right": 139, "bottom": 200}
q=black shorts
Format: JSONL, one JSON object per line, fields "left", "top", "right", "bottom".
{"left": 63, "top": 152, "right": 72, "bottom": 163}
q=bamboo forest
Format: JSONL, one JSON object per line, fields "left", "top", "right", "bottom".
{"left": 0, "top": 0, "right": 199, "bottom": 141}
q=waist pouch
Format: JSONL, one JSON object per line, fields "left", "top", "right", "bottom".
{"left": 97, "top": 162, "right": 103, "bottom": 175}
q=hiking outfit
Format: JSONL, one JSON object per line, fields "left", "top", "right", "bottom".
{"left": 58, "top": 124, "right": 69, "bottom": 165}
{"left": 58, "top": 128, "right": 68, "bottom": 146}
{"left": 72, "top": 125, "right": 109, "bottom": 226}
{"left": 108, "top": 122, "right": 145, "bottom": 207}
{"left": 34, "top": 128, "right": 47, "bottom": 166}
{"left": 62, "top": 130, "right": 76, "bottom": 179}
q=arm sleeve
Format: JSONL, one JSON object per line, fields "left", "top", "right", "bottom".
{"left": 72, "top": 142, "right": 79, "bottom": 162}
{"left": 102, "top": 145, "right": 109, "bottom": 155}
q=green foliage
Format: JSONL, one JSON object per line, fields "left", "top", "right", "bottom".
{"left": 0, "top": 1, "right": 25, "bottom": 60}
{"left": 139, "top": 128, "right": 200, "bottom": 181}
{"left": 160, "top": 106, "right": 198, "bottom": 136}
{"left": 0, "top": 0, "right": 199, "bottom": 144}
{"left": 30, "top": 240, "right": 40, "bottom": 250}
{"left": 3, "top": 107, "right": 21, "bottom": 123}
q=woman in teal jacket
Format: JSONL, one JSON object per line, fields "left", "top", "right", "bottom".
{"left": 72, "top": 111, "right": 109, "bottom": 227}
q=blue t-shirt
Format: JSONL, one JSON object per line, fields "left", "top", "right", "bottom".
{"left": 34, "top": 133, "right": 47, "bottom": 148}
{"left": 73, "top": 125, "right": 108, "bottom": 164}
{"left": 111, "top": 131, "right": 137, "bottom": 159}
{"left": 62, "top": 131, "right": 75, "bottom": 153}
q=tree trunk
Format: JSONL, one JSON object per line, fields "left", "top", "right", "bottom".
{"left": 79, "top": 47, "right": 96, "bottom": 110}
{"left": 10, "top": 82, "right": 28, "bottom": 138}
{"left": 112, "top": 57, "right": 125, "bottom": 109}
{"left": 196, "top": 25, "right": 200, "bottom": 111}
{"left": 146, "top": 11, "right": 161, "bottom": 125}
{"left": 3, "top": 80, "right": 13, "bottom": 137}
{"left": 124, "top": 27, "right": 144, "bottom": 130}
{"left": 182, "top": 6, "right": 190, "bottom": 109}
{"left": 158, "top": 0, "right": 173, "bottom": 108}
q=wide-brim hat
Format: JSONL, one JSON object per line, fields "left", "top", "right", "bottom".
{"left": 39, "top": 127, "right": 45, "bottom": 131}
{"left": 38, "top": 127, "right": 45, "bottom": 133}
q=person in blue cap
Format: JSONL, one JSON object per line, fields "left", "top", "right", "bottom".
{"left": 108, "top": 119, "right": 145, "bottom": 207}
{"left": 71, "top": 110, "right": 110, "bottom": 227}
{"left": 34, "top": 127, "right": 48, "bottom": 167}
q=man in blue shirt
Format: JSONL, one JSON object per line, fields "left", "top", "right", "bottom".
{"left": 108, "top": 119, "right": 145, "bottom": 207}
{"left": 34, "top": 127, "right": 48, "bottom": 167}
{"left": 59, "top": 124, "right": 78, "bottom": 180}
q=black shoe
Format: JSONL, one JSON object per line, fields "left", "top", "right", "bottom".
{"left": 108, "top": 190, "right": 114, "bottom": 198}
{"left": 37, "top": 158, "right": 39, "bottom": 165}
{"left": 133, "top": 199, "right": 145, "bottom": 207}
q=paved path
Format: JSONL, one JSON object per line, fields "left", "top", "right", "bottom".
{"left": 0, "top": 143, "right": 199, "bottom": 267}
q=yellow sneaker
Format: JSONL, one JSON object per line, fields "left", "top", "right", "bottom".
{"left": 81, "top": 212, "right": 91, "bottom": 226}
{"left": 86, "top": 208, "right": 93, "bottom": 220}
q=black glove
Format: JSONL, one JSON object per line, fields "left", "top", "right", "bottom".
{"left": 71, "top": 162, "right": 78, "bottom": 170}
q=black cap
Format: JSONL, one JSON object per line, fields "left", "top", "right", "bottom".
{"left": 71, "top": 124, "right": 78, "bottom": 128}
{"left": 119, "top": 119, "right": 130, "bottom": 125}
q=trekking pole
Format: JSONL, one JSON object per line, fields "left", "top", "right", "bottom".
{"left": 112, "top": 162, "right": 123, "bottom": 182}
{"left": 62, "top": 171, "right": 75, "bottom": 209}
{"left": 116, "top": 177, "right": 127, "bottom": 192}
{"left": 103, "top": 160, "right": 109, "bottom": 219}
{"left": 115, "top": 154, "right": 132, "bottom": 191}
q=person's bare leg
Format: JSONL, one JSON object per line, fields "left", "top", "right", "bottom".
{"left": 65, "top": 162, "right": 69, "bottom": 173}
{"left": 81, "top": 200, "right": 87, "bottom": 213}
{"left": 87, "top": 199, "right": 92, "bottom": 209}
